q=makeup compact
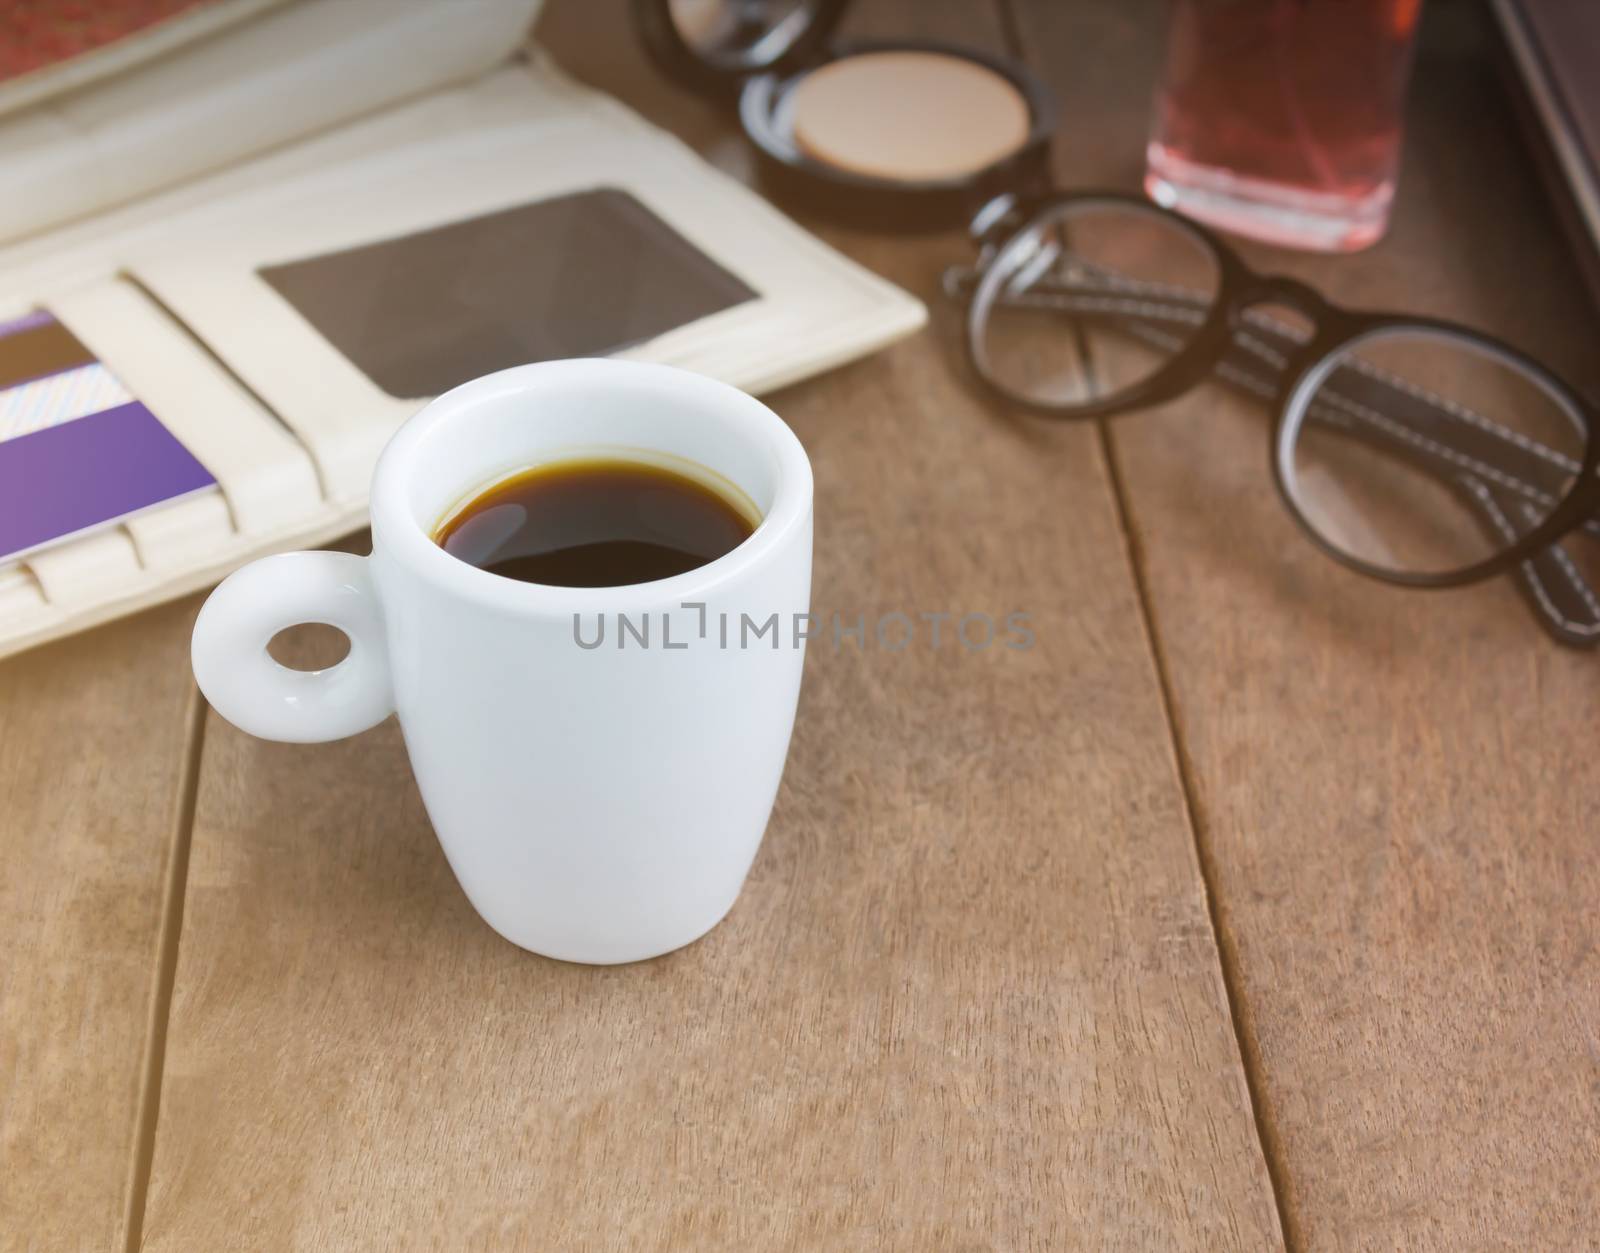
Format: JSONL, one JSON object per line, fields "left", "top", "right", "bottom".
{"left": 634, "top": 0, "right": 1056, "bottom": 230}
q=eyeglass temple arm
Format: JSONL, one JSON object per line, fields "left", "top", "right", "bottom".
{"left": 1455, "top": 475, "right": 1600, "bottom": 644}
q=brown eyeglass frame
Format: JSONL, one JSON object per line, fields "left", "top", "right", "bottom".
{"left": 948, "top": 190, "right": 1600, "bottom": 646}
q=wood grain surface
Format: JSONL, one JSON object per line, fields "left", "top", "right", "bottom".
{"left": 1011, "top": 2, "right": 1600, "bottom": 1247}
{"left": 133, "top": 2, "right": 1281, "bottom": 1249}
{"left": 7, "top": 1, "right": 1594, "bottom": 1249}
{"left": 0, "top": 597, "right": 201, "bottom": 1251}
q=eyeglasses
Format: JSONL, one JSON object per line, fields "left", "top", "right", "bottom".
{"left": 943, "top": 191, "right": 1600, "bottom": 647}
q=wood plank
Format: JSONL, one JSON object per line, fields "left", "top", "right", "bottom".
{"left": 139, "top": 1, "right": 1280, "bottom": 1247}
{"left": 1010, "top": 0, "right": 1600, "bottom": 1245}
{"left": 0, "top": 598, "right": 201, "bottom": 1250}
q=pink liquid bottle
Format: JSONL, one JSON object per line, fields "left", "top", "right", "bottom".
{"left": 1146, "top": 0, "right": 1424, "bottom": 252}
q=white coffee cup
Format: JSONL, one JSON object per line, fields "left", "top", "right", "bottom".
{"left": 191, "top": 360, "right": 813, "bottom": 964}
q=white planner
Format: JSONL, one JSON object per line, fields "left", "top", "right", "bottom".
{"left": 0, "top": 0, "right": 926, "bottom": 660}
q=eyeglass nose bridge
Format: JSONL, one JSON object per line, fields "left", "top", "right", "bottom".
{"left": 1226, "top": 274, "right": 1331, "bottom": 327}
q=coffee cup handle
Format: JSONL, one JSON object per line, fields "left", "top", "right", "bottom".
{"left": 191, "top": 551, "right": 395, "bottom": 743}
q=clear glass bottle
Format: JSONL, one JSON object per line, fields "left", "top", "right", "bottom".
{"left": 1146, "top": 0, "right": 1424, "bottom": 252}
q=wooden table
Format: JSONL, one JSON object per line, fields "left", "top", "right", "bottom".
{"left": 4, "top": 2, "right": 1596, "bottom": 1248}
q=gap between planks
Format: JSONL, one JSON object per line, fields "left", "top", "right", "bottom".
{"left": 989, "top": 0, "right": 1296, "bottom": 1239}
{"left": 1093, "top": 418, "right": 1300, "bottom": 1251}
{"left": 122, "top": 682, "right": 207, "bottom": 1253}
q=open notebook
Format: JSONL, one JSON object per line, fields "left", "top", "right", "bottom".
{"left": 0, "top": 0, "right": 926, "bottom": 660}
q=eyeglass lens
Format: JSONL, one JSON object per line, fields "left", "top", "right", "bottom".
{"left": 972, "top": 200, "right": 1220, "bottom": 407}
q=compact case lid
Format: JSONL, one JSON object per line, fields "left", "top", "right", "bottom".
{"left": 633, "top": 0, "right": 851, "bottom": 90}
{"left": 632, "top": 0, "right": 1056, "bottom": 230}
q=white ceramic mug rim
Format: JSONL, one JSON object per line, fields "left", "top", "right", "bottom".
{"left": 369, "top": 359, "right": 813, "bottom": 616}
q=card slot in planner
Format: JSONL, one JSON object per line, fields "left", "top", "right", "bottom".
{"left": 3, "top": 501, "right": 370, "bottom": 654}
{"left": 122, "top": 492, "right": 237, "bottom": 573}
{"left": 23, "top": 527, "right": 143, "bottom": 611}
{"left": 0, "top": 564, "right": 45, "bottom": 630}
{"left": 0, "top": 279, "right": 324, "bottom": 616}
{"left": 50, "top": 279, "right": 323, "bottom": 539}
{"left": 124, "top": 255, "right": 402, "bottom": 503}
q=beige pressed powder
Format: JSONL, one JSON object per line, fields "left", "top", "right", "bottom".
{"left": 635, "top": 2, "right": 1053, "bottom": 228}
{"left": 789, "top": 49, "right": 1031, "bottom": 183}
{"left": 666, "top": 0, "right": 725, "bottom": 49}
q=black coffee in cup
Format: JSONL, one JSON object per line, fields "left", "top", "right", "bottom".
{"left": 434, "top": 458, "right": 755, "bottom": 587}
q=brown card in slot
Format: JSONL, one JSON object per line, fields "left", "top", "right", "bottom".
{"left": 0, "top": 313, "right": 95, "bottom": 386}
{"left": 258, "top": 187, "right": 758, "bottom": 400}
